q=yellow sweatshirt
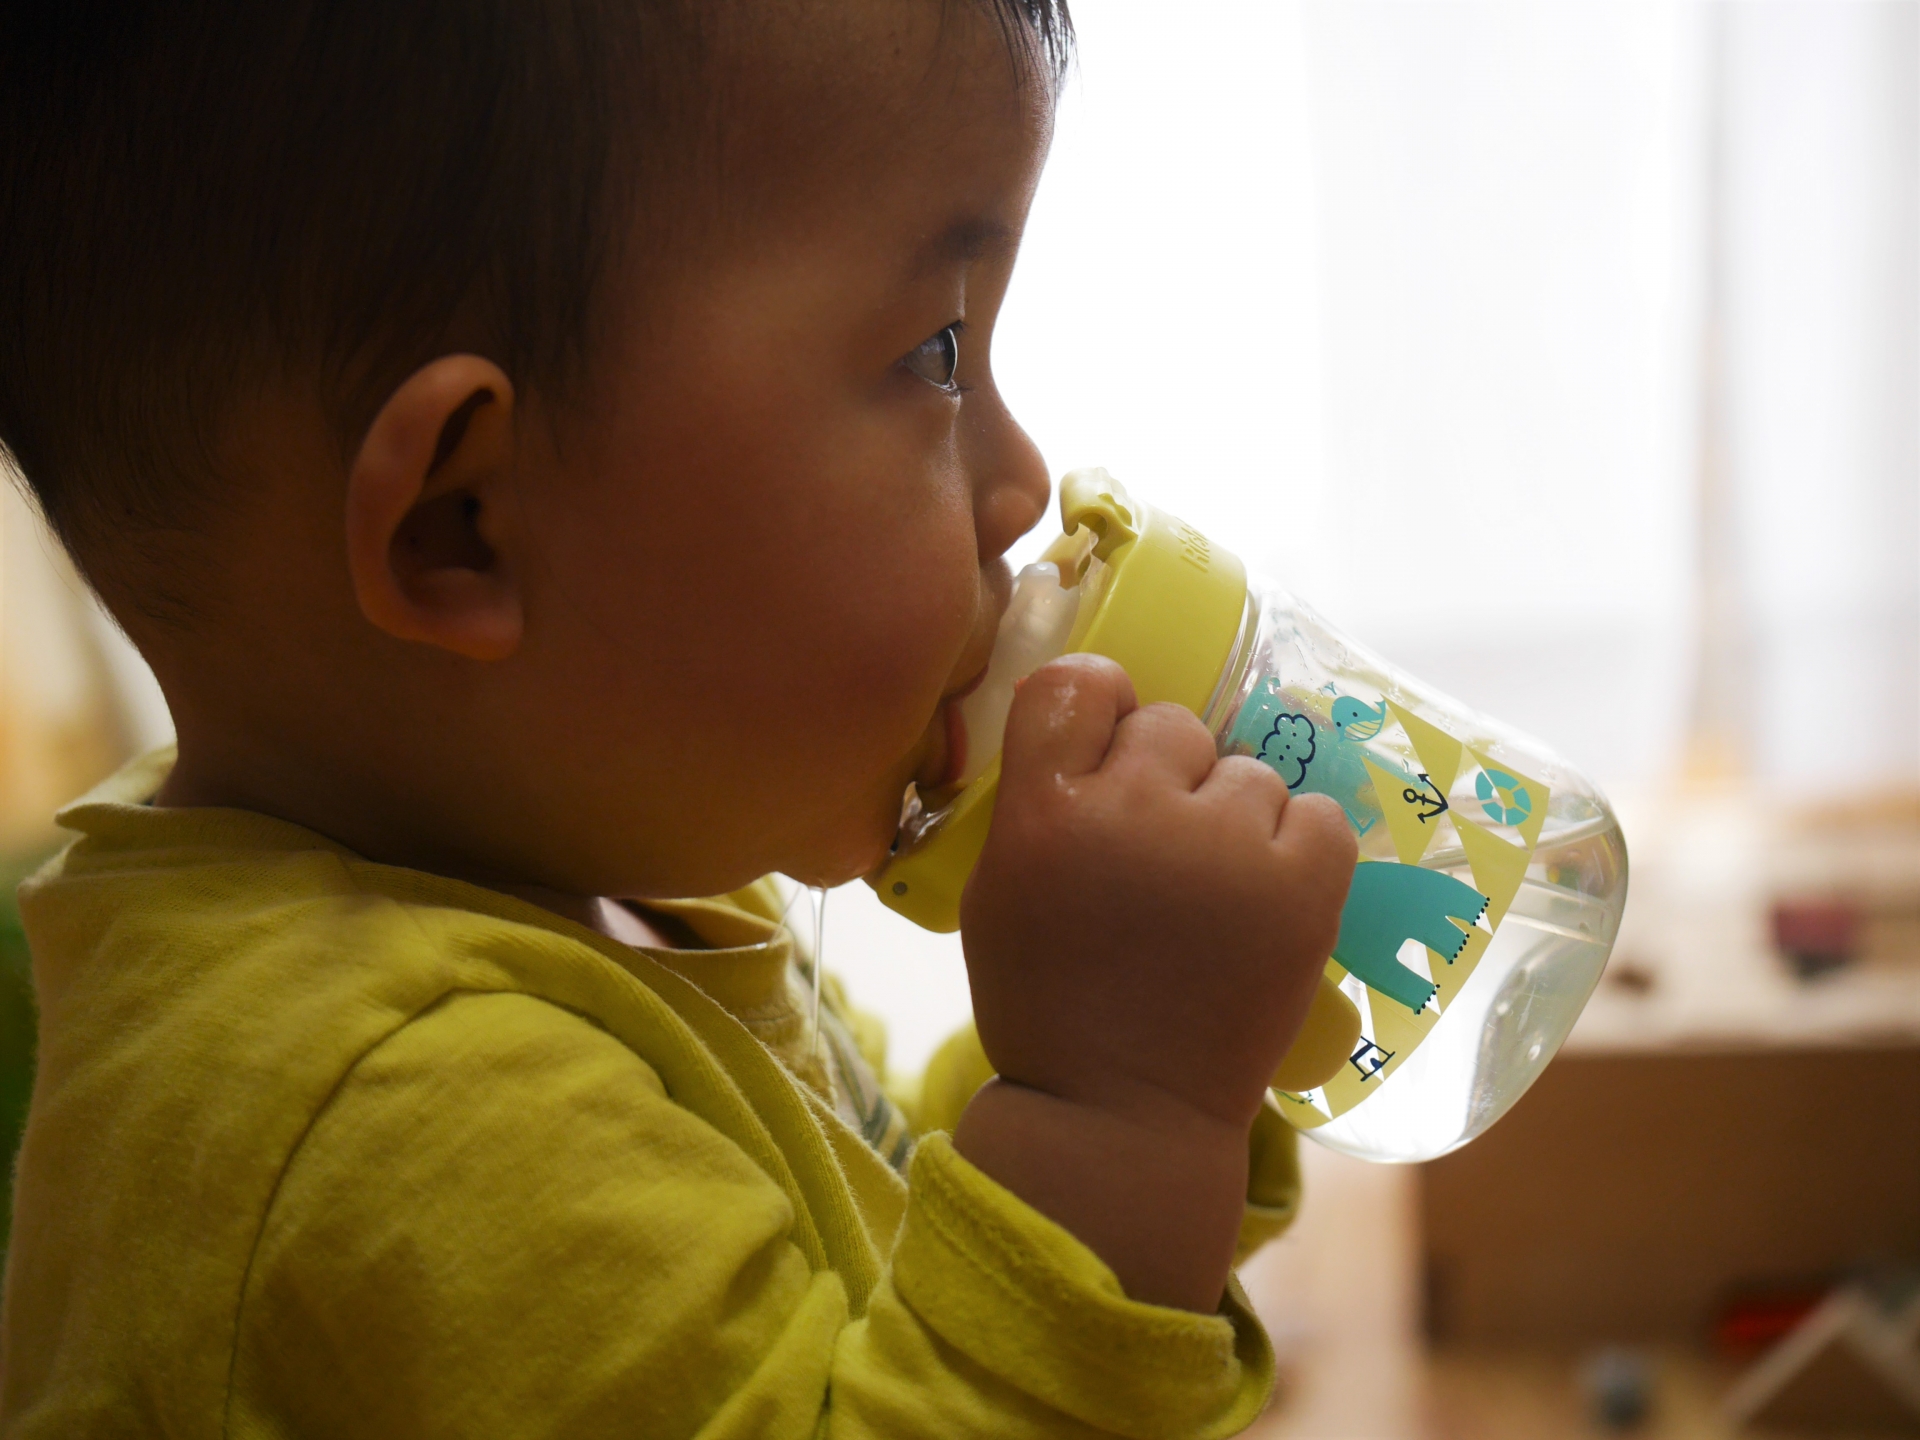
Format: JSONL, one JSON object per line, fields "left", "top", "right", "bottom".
{"left": 1, "top": 751, "right": 1299, "bottom": 1438}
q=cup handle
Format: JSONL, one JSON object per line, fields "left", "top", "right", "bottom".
{"left": 1271, "top": 973, "right": 1362, "bottom": 1093}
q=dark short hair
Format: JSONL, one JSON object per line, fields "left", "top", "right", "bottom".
{"left": 0, "top": 0, "right": 1071, "bottom": 617}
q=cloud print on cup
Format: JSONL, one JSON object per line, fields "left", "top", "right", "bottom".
{"left": 1256, "top": 712, "right": 1316, "bottom": 789}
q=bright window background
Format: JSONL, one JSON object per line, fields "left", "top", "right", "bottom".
{"left": 1002, "top": 0, "right": 1703, "bottom": 787}
{"left": 829, "top": 0, "right": 1920, "bottom": 1075}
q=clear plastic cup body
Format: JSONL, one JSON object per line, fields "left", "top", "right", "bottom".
{"left": 1209, "top": 581, "right": 1629, "bottom": 1162}
{"left": 896, "top": 553, "right": 1629, "bottom": 1164}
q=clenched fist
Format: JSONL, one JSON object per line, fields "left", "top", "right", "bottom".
{"left": 953, "top": 653, "right": 1355, "bottom": 1311}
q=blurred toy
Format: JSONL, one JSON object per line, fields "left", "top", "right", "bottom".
{"left": 1767, "top": 792, "right": 1920, "bottom": 979}
{"left": 1579, "top": 1346, "right": 1654, "bottom": 1431}
{"left": 1713, "top": 1279, "right": 1834, "bottom": 1360}
{"left": 1723, "top": 1280, "right": 1920, "bottom": 1435}
{"left": 1770, "top": 898, "right": 1862, "bottom": 979}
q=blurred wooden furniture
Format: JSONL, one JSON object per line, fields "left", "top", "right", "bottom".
{"left": 1421, "top": 1047, "right": 1920, "bottom": 1348}
{"left": 1418, "top": 790, "right": 1920, "bottom": 1436}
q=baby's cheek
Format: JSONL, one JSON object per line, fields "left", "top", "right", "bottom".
{"left": 823, "top": 623, "right": 969, "bottom": 767}
{"left": 806, "top": 640, "right": 944, "bottom": 756}
{"left": 881, "top": 575, "right": 977, "bottom": 701}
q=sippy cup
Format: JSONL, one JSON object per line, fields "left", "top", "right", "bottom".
{"left": 872, "top": 470, "right": 1629, "bottom": 1163}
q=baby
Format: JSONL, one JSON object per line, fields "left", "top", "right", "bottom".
{"left": 0, "top": 1, "right": 1355, "bottom": 1435}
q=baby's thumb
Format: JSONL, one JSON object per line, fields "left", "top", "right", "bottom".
{"left": 998, "top": 653, "right": 1137, "bottom": 790}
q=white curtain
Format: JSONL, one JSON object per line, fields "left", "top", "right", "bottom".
{"left": 1716, "top": 0, "right": 1919, "bottom": 793}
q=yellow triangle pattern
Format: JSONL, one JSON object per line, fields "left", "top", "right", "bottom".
{"left": 1276, "top": 740, "right": 1552, "bottom": 1138}
{"left": 1389, "top": 702, "right": 1464, "bottom": 796}
{"left": 1432, "top": 926, "right": 1490, "bottom": 1011}
{"left": 1309, "top": 971, "right": 1440, "bottom": 1120}
{"left": 1455, "top": 816, "right": 1532, "bottom": 928}
{"left": 1317, "top": 1050, "right": 1370, "bottom": 1119}
{"left": 1363, "top": 756, "right": 1446, "bottom": 865}
{"left": 1370, "top": 981, "right": 1441, "bottom": 1067}
{"left": 1271, "top": 1087, "right": 1333, "bottom": 1128}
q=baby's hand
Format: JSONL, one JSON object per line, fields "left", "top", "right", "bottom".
{"left": 952, "top": 653, "right": 1355, "bottom": 1311}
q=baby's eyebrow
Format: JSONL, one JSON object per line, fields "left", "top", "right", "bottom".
{"left": 908, "top": 217, "right": 1019, "bottom": 277}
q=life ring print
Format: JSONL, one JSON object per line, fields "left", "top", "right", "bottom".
{"left": 1476, "top": 767, "right": 1533, "bottom": 827}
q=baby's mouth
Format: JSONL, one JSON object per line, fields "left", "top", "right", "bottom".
{"left": 916, "top": 664, "right": 990, "bottom": 796}
{"left": 910, "top": 563, "right": 1013, "bottom": 797}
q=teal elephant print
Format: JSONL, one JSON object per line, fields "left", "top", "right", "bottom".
{"left": 1332, "top": 863, "right": 1490, "bottom": 1012}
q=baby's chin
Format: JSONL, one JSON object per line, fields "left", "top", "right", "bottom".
{"left": 780, "top": 828, "right": 897, "bottom": 890}
{"left": 770, "top": 699, "right": 953, "bottom": 888}
{"left": 785, "top": 756, "right": 927, "bottom": 888}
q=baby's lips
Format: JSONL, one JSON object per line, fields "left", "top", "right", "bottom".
{"left": 950, "top": 662, "right": 992, "bottom": 704}
{"left": 942, "top": 695, "right": 969, "bottom": 788}
{"left": 911, "top": 665, "right": 990, "bottom": 796}
{"left": 909, "top": 694, "right": 966, "bottom": 796}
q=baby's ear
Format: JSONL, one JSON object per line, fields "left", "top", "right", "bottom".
{"left": 345, "top": 355, "right": 524, "bottom": 661}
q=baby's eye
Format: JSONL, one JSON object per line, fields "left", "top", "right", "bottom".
{"left": 902, "top": 325, "right": 961, "bottom": 391}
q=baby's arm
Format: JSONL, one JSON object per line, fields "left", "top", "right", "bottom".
{"left": 230, "top": 655, "right": 1352, "bottom": 1435}
{"left": 955, "top": 655, "right": 1357, "bottom": 1312}
{"left": 232, "top": 989, "right": 1273, "bottom": 1438}
{"left": 914, "top": 1023, "right": 1310, "bottom": 1269}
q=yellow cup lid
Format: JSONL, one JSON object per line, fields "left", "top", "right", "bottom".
{"left": 871, "top": 469, "right": 1251, "bottom": 932}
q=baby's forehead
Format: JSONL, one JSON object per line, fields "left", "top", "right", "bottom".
{"left": 700, "top": 0, "right": 1053, "bottom": 198}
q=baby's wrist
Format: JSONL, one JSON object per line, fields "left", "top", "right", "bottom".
{"left": 951, "top": 1077, "right": 1249, "bottom": 1313}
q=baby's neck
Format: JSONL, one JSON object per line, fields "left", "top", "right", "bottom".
{"left": 156, "top": 724, "right": 688, "bottom": 952}
{"left": 492, "top": 885, "right": 681, "bottom": 950}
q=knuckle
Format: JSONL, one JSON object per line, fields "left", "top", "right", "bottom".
{"left": 1219, "top": 754, "right": 1284, "bottom": 790}
{"left": 1015, "top": 653, "right": 1091, "bottom": 706}
{"left": 1279, "top": 793, "right": 1359, "bottom": 868}
{"left": 1141, "top": 700, "right": 1207, "bottom": 734}
{"left": 1291, "top": 790, "right": 1345, "bottom": 830}
{"left": 1041, "top": 651, "right": 1129, "bottom": 698}
{"left": 1332, "top": 815, "right": 1360, "bottom": 862}
{"left": 1128, "top": 703, "right": 1213, "bottom": 757}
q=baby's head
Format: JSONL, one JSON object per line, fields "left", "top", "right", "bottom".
{"left": 0, "top": 0, "right": 1067, "bottom": 898}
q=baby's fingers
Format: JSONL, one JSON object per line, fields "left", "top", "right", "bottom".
{"left": 1103, "top": 702, "right": 1219, "bottom": 793}
{"left": 1198, "top": 753, "right": 1293, "bottom": 832}
{"left": 999, "top": 653, "right": 1138, "bottom": 791}
{"left": 1273, "top": 792, "right": 1359, "bottom": 907}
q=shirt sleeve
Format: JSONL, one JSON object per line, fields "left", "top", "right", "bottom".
{"left": 229, "top": 991, "right": 1272, "bottom": 1439}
